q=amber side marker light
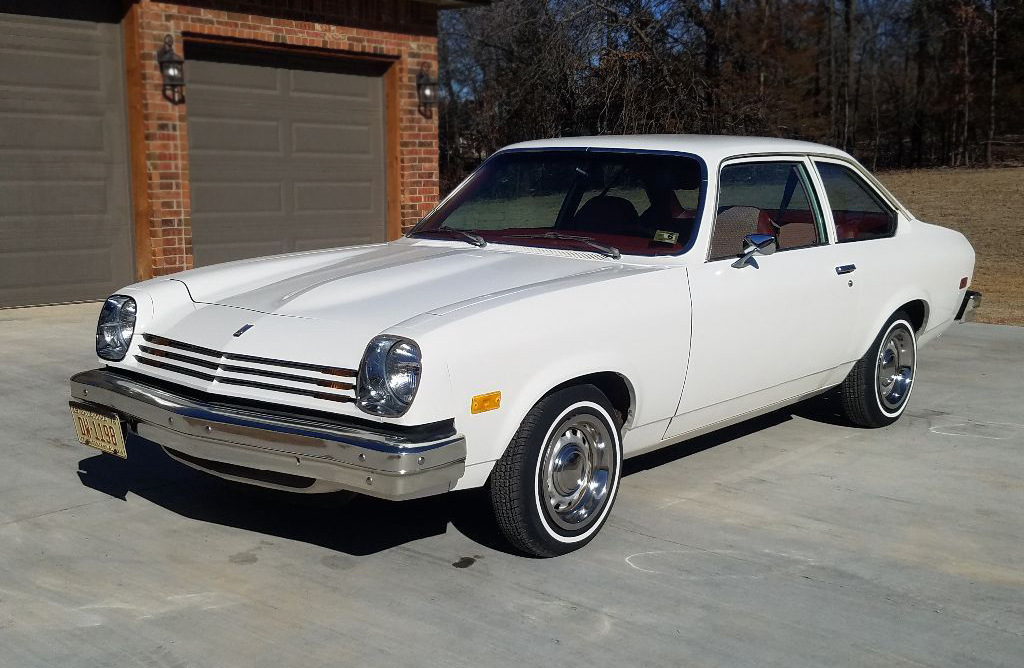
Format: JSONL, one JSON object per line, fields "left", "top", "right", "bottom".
{"left": 471, "top": 391, "right": 501, "bottom": 414}
{"left": 960, "top": 277, "right": 970, "bottom": 289}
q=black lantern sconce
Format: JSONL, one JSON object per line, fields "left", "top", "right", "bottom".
{"left": 156, "top": 34, "right": 185, "bottom": 104}
{"left": 416, "top": 62, "right": 438, "bottom": 118}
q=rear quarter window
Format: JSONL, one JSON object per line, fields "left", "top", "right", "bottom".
{"left": 815, "top": 161, "right": 897, "bottom": 242}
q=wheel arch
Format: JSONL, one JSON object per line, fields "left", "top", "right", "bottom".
{"left": 856, "top": 294, "right": 929, "bottom": 359}
{"left": 899, "top": 299, "right": 929, "bottom": 333}
{"left": 547, "top": 371, "right": 636, "bottom": 431}
{"left": 454, "top": 364, "right": 641, "bottom": 491}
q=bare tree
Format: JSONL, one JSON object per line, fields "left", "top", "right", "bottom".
{"left": 436, "top": 0, "right": 1024, "bottom": 191}
{"left": 842, "top": 0, "right": 857, "bottom": 151}
{"left": 988, "top": 0, "right": 998, "bottom": 166}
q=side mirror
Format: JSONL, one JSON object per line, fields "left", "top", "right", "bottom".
{"left": 731, "top": 233, "right": 777, "bottom": 268}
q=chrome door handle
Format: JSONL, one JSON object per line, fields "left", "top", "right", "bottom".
{"left": 835, "top": 264, "right": 856, "bottom": 275}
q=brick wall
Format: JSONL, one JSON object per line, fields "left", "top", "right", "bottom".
{"left": 127, "top": 0, "right": 440, "bottom": 277}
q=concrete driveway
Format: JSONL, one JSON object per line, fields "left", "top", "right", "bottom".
{"left": 1, "top": 303, "right": 1022, "bottom": 667}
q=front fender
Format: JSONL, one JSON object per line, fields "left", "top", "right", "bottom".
{"left": 393, "top": 266, "right": 692, "bottom": 483}
{"left": 98, "top": 279, "right": 197, "bottom": 364}
{"left": 464, "top": 353, "right": 637, "bottom": 462}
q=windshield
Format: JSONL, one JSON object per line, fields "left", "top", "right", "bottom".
{"left": 411, "top": 151, "right": 704, "bottom": 256}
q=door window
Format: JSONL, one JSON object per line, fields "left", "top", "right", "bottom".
{"left": 814, "top": 161, "right": 897, "bottom": 242}
{"left": 709, "top": 161, "right": 825, "bottom": 261}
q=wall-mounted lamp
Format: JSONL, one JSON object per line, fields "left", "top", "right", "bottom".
{"left": 416, "top": 62, "right": 438, "bottom": 117}
{"left": 156, "top": 34, "right": 185, "bottom": 104}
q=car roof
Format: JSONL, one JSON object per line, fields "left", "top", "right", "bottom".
{"left": 501, "top": 134, "right": 853, "bottom": 165}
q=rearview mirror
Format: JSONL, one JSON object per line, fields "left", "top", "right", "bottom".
{"left": 731, "top": 233, "right": 777, "bottom": 268}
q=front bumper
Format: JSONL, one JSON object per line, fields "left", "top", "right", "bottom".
{"left": 956, "top": 290, "right": 983, "bottom": 322}
{"left": 69, "top": 369, "right": 466, "bottom": 500}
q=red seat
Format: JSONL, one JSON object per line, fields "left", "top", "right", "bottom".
{"left": 710, "top": 206, "right": 776, "bottom": 259}
{"left": 834, "top": 211, "right": 892, "bottom": 240}
{"left": 573, "top": 196, "right": 639, "bottom": 234}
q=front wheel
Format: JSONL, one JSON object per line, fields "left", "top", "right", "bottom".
{"left": 489, "top": 385, "right": 623, "bottom": 557}
{"left": 839, "top": 311, "right": 918, "bottom": 428}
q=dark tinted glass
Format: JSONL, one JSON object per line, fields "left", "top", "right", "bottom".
{"left": 815, "top": 162, "right": 897, "bottom": 242}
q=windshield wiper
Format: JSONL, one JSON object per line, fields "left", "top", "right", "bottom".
{"left": 501, "top": 232, "right": 621, "bottom": 259}
{"left": 411, "top": 227, "right": 487, "bottom": 247}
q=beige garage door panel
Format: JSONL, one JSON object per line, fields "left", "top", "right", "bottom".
{"left": 0, "top": 11, "right": 133, "bottom": 308}
{"left": 185, "top": 52, "right": 388, "bottom": 267}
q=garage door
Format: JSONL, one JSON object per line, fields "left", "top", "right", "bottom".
{"left": 184, "top": 46, "right": 388, "bottom": 267}
{"left": 0, "top": 8, "right": 133, "bottom": 308}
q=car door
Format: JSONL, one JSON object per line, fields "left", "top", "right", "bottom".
{"left": 808, "top": 158, "right": 904, "bottom": 339}
{"left": 665, "top": 156, "right": 861, "bottom": 439}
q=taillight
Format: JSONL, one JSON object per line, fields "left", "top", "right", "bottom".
{"left": 959, "top": 277, "right": 969, "bottom": 289}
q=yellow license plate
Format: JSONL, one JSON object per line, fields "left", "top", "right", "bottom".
{"left": 69, "top": 402, "right": 127, "bottom": 459}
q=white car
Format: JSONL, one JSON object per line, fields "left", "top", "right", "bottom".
{"left": 69, "top": 135, "right": 981, "bottom": 556}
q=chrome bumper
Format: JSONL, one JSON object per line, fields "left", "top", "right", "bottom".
{"left": 69, "top": 369, "right": 466, "bottom": 500}
{"left": 956, "top": 290, "right": 982, "bottom": 322}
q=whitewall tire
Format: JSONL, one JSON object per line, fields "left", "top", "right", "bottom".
{"left": 489, "top": 384, "right": 622, "bottom": 557}
{"left": 840, "top": 312, "right": 918, "bottom": 428}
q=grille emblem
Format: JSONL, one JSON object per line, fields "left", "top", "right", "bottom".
{"left": 233, "top": 324, "right": 254, "bottom": 337}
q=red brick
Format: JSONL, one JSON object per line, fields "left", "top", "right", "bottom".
{"left": 131, "top": 0, "right": 438, "bottom": 272}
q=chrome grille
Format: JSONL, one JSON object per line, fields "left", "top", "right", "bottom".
{"left": 135, "top": 334, "right": 357, "bottom": 403}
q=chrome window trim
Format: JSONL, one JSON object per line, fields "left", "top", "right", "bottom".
{"left": 804, "top": 154, "right": 910, "bottom": 217}
{"left": 809, "top": 156, "right": 900, "bottom": 243}
{"left": 706, "top": 155, "right": 830, "bottom": 263}
{"left": 720, "top": 151, "right": 909, "bottom": 218}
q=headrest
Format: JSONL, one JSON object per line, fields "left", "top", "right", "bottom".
{"left": 574, "top": 195, "right": 639, "bottom": 230}
{"left": 643, "top": 159, "right": 701, "bottom": 191}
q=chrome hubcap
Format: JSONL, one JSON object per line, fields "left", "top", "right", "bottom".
{"left": 876, "top": 325, "right": 915, "bottom": 412}
{"left": 541, "top": 414, "right": 616, "bottom": 532}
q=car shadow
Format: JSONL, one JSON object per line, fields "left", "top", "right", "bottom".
{"left": 77, "top": 434, "right": 508, "bottom": 557}
{"left": 77, "top": 391, "right": 855, "bottom": 557}
{"left": 623, "top": 411, "right": 790, "bottom": 476}
{"left": 789, "top": 387, "right": 858, "bottom": 427}
{"left": 624, "top": 388, "right": 854, "bottom": 475}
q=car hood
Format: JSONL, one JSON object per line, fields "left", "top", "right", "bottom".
{"left": 174, "top": 241, "right": 630, "bottom": 331}
{"left": 126, "top": 241, "right": 663, "bottom": 422}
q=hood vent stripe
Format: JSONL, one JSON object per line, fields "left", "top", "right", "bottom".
{"left": 141, "top": 334, "right": 222, "bottom": 360}
{"left": 135, "top": 356, "right": 354, "bottom": 403}
{"left": 137, "top": 344, "right": 355, "bottom": 390}
{"left": 138, "top": 345, "right": 220, "bottom": 370}
{"left": 141, "top": 334, "right": 357, "bottom": 377}
{"left": 136, "top": 333, "right": 357, "bottom": 405}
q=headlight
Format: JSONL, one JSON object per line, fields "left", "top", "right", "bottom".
{"left": 96, "top": 295, "right": 137, "bottom": 361}
{"left": 356, "top": 335, "right": 422, "bottom": 417}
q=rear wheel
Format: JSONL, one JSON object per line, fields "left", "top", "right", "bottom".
{"left": 489, "top": 384, "right": 622, "bottom": 557}
{"left": 840, "top": 311, "right": 918, "bottom": 427}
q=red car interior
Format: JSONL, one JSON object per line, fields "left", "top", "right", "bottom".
{"left": 832, "top": 211, "right": 895, "bottom": 240}
{"left": 490, "top": 226, "right": 688, "bottom": 255}
{"left": 416, "top": 151, "right": 895, "bottom": 258}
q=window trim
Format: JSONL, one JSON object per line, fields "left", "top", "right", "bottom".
{"left": 810, "top": 157, "right": 899, "bottom": 244}
{"left": 726, "top": 152, "right": 910, "bottom": 218}
{"left": 807, "top": 154, "right": 912, "bottom": 218}
{"left": 707, "top": 155, "right": 830, "bottom": 263}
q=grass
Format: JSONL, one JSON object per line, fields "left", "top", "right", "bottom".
{"left": 878, "top": 167, "right": 1024, "bottom": 326}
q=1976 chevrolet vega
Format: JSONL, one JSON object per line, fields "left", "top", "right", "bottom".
{"left": 69, "top": 135, "right": 981, "bottom": 556}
